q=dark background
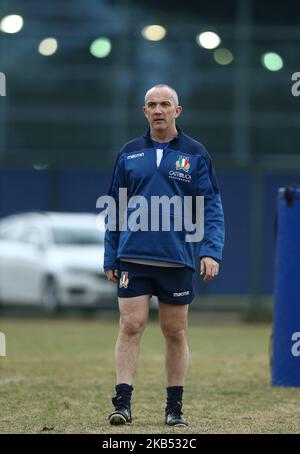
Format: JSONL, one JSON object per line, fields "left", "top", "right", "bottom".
{"left": 0, "top": 0, "right": 299, "bottom": 298}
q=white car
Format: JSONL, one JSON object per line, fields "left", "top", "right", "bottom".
{"left": 0, "top": 211, "right": 115, "bottom": 311}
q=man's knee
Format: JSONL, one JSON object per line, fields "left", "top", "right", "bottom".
{"left": 120, "top": 316, "right": 147, "bottom": 336}
{"left": 160, "top": 324, "right": 187, "bottom": 343}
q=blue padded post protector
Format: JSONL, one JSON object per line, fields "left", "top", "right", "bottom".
{"left": 272, "top": 186, "right": 300, "bottom": 386}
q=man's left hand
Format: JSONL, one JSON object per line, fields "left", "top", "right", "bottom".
{"left": 200, "top": 257, "right": 219, "bottom": 283}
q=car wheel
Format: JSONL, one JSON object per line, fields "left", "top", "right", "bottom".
{"left": 41, "top": 278, "right": 60, "bottom": 314}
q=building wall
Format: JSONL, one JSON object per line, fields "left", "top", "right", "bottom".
{"left": 1, "top": 169, "right": 296, "bottom": 295}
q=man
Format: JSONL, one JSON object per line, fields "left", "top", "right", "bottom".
{"left": 104, "top": 84, "right": 224, "bottom": 427}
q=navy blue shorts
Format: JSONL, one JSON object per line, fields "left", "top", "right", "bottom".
{"left": 117, "top": 261, "right": 195, "bottom": 305}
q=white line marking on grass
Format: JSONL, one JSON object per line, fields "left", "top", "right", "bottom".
{"left": 0, "top": 332, "right": 5, "bottom": 356}
{"left": 0, "top": 377, "right": 25, "bottom": 386}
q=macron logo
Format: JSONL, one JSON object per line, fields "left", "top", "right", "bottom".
{"left": 173, "top": 291, "right": 190, "bottom": 297}
{"left": 127, "top": 152, "right": 144, "bottom": 159}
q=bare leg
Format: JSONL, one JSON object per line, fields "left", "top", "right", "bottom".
{"left": 159, "top": 302, "right": 189, "bottom": 386}
{"left": 115, "top": 295, "right": 150, "bottom": 385}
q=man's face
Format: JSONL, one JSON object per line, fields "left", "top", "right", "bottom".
{"left": 143, "top": 88, "right": 182, "bottom": 132}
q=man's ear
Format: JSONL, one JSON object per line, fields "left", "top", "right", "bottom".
{"left": 143, "top": 106, "right": 148, "bottom": 119}
{"left": 175, "top": 105, "right": 183, "bottom": 118}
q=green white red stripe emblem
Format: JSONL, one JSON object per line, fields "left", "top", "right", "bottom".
{"left": 176, "top": 155, "right": 190, "bottom": 172}
{"left": 119, "top": 271, "right": 129, "bottom": 288}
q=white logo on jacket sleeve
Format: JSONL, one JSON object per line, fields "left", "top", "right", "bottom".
{"left": 127, "top": 152, "right": 144, "bottom": 159}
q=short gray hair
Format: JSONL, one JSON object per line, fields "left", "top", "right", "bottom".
{"left": 144, "top": 84, "right": 179, "bottom": 106}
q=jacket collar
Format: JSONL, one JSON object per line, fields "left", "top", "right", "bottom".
{"left": 143, "top": 126, "right": 182, "bottom": 143}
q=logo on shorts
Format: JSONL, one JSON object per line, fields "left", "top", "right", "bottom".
{"left": 173, "top": 291, "right": 190, "bottom": 297}
{"left": 119, "top": 271, "right": 129, "bottom": 288}
{"left": 176, "top": 156, "right": 190, "bottom": 173}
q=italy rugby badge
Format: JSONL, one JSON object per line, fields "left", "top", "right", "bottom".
{"left": 119, "top": 271, "right": 129, "bottom": 288}
{"left": 176, "top": 156, "right": 190, "bottom": 173}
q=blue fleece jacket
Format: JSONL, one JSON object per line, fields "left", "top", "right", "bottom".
{"left": 103, "top": 127, "right": 224, "bottom": 272}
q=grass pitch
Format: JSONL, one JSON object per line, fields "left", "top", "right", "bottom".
{"left": 1, "top": 316, "right": 300, "bottom": 434}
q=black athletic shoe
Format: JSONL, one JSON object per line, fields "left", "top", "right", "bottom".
{"left": 109, "top": 395, "right": 132, "bottom": 425}
{"left": 165, "top": 402, "right": 188, "bottom": 427}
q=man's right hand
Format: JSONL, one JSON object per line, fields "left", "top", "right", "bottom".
{"left": 105, "top": 269, "right": 119, "bottom": 283}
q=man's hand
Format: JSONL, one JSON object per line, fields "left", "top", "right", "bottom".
{"left": 105, "top": 269, "right": 119, "bottom": 283}
{"left": 200, "top": 257, "right": 219, "bottom": 283}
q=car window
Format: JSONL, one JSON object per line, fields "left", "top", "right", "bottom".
{"left": 51, "top": 226, "right": 104, "bottom": 245}
{"left": 18, "top": 225, "right": 44, "bottom": 245}
{"left": 0, "top": 219, "right": 25, "bottom": 241}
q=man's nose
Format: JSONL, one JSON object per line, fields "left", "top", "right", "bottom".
{"left": 153, "top": 105, "right": 162, "bottom": 114}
